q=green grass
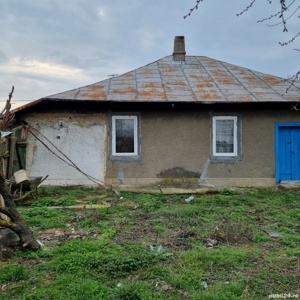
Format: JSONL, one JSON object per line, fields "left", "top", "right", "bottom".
{"left": 17, "top": 206, "right": 74, "bottom": 229}
{"left": 1, "top": 187, "right": 299, "bottom": 300}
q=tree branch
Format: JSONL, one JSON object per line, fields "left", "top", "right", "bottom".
{"left": 183, "top": 0, "right": 203, "bottom": 19}
{"left": 279, "top": 32, "right": 300, "bottom": 46}
{"left": 0, "top": 85, "right": 15, "bottom": 131}
{"left": 237, "top": 0, "right": 257, "bottom": 17}
{"left": 279, "top": 0, "right": 289, "bottom": 32}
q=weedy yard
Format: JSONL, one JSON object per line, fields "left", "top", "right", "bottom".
{"left": 0, "top": 187, "right": 299, "bottom": 300}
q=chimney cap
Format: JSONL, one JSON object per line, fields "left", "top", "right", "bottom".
{"left": 173, "top": 36, "right": 186, "bottom": 62}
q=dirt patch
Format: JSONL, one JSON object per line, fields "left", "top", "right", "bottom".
{"left": 39, "top": 223, "right": 97, "bottom": 247}
{"left": 113, "top": 224, "right": 197, "bottom": 251}
{"left": 206, "top": 222, "right": 254, "bottom": 246}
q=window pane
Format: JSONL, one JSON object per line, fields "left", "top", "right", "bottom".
{"left": 216, "top": 119, "right": 234, "bottom": 153}
{"left": 115, "top": 119, "right": 135, "bottom": 153}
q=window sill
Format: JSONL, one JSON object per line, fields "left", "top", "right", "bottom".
{"left": 110, "top": 154, "right": 141, "bottom": 162}
{"left": 210, "top": 155, "right": 241, "bottom": 164}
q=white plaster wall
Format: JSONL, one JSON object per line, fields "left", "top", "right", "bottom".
{"left": 26, "top": 115, "right": 106, "bottom": 186}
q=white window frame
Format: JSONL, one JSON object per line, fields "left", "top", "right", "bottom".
{"left": 212, "top": 116, "right": 238, "bottom": 157}
{"left": 112, "top": 115, "right": 138, "bottom": 156}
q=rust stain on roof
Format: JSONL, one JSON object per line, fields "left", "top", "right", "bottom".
{"left": 79, "top": 91, "right": 107, "bottom": 100}
{"left": 230, "top": 95, "right": 256, "bottom": 102}
{"left": 195, "top": 82, "right": 216, "bottom": 88}
{"left": 13, "top": 55, "right": 298, "bottom": 109}
{"left": 110, "top": 86, "right": 137, "bottom": 95}
{"left": 208, "top": 70, "right": 230, "bottom": 77}
{"left": 216, "top": 78, "right": 239, "bottom": 85}
{"left": 141, "top": 82, "right": 162, "bottom": 88}
{"left": 198, "top": 91, "right": 223, "bottom": 100}
{"left": 261, "top": 76, "right": 285, "bottom": 85}
{"left": 163, "top": 80, "right": 187, "bottom": 86}
{"left": 190, "top": 74, "right": 206, "bottom": 80}
{"left": 139, "top": 90, "right": 167, "bottom": 99}
{"left": 87, "top": 85, "right": 106, "bottom": 91}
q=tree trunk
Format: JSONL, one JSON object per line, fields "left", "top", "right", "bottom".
{"left": 0, "top": 176, "right": 40, "bottom": 251}
{"left": 0, "top": 86, "right": 39, "bottom": 251}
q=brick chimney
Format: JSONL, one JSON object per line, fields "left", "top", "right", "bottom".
{"left": 173, "top": 36, "right": 186, "bottom": 62}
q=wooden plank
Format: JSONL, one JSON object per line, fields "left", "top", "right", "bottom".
{"left": 8, "top": 135, "right": 17, "bottom": 179}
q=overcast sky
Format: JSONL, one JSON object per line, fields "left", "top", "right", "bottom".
{"left": 0, "top": 0, "right": 299, "bottom": 107}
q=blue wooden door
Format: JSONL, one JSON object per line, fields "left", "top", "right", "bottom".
{"left": 277, "top": 126, "right": 300, "bottom": 182}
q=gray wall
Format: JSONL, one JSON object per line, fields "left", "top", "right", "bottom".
{"left": 105, "top": 107, "right": 300, "bottom": 187}
{"left": 21, "top": 105, "right": 300, "bottom": 188}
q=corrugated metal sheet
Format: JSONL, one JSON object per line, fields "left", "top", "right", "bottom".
{"left": 14, "top": 55, "right": 300, "bottom": 112}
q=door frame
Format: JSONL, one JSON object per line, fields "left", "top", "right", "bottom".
{"left": 275, "top": 122, "right": 300, "bottom": 184}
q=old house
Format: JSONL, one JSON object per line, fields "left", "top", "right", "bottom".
{"left": 12, "top": 37, "right": 300, "bottom": 188}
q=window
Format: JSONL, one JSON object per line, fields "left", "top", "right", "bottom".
{"left": 112, "top": 116, "right": 138, "bottom": 156}
{"left": 212, "top": 116, "right": 238, "bottom": 157}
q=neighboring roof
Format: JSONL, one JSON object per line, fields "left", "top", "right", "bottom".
{"left": 0, "top": 100, "right": 32, "bottom": 110}
{"left": 14, "top": 55, "right": 300, "bottom": 112}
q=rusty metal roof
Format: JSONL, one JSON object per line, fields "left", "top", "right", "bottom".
{"left": 14, "top": 55, "right": 300, "bottom": 112}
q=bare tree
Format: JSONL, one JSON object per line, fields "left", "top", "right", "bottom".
{"left": 184, "top": 0, "right": 299, "bottom": 34}
{"left": 0, "top": 87, "right": 40, "bottom": 251}
{"left": 184, "top": 0, "right": 300, "bottom": 84}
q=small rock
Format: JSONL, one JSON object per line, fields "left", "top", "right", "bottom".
{"left": 279, "top": 181, "right": 300, "bottom": 190}
{"left": 0, "top": 228, "right": 20, "bottom": 247}
{"left": 200, "top": 281, "right": 208, "bottom": 290}
{"left": 263, "top": 229, "right": 281, "bottom": 238}
{"left": 184, "top": 196, "right": 194, "bottom": 203}
{"left": 205, "top": 238, "right": 218, "bottom": 248}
